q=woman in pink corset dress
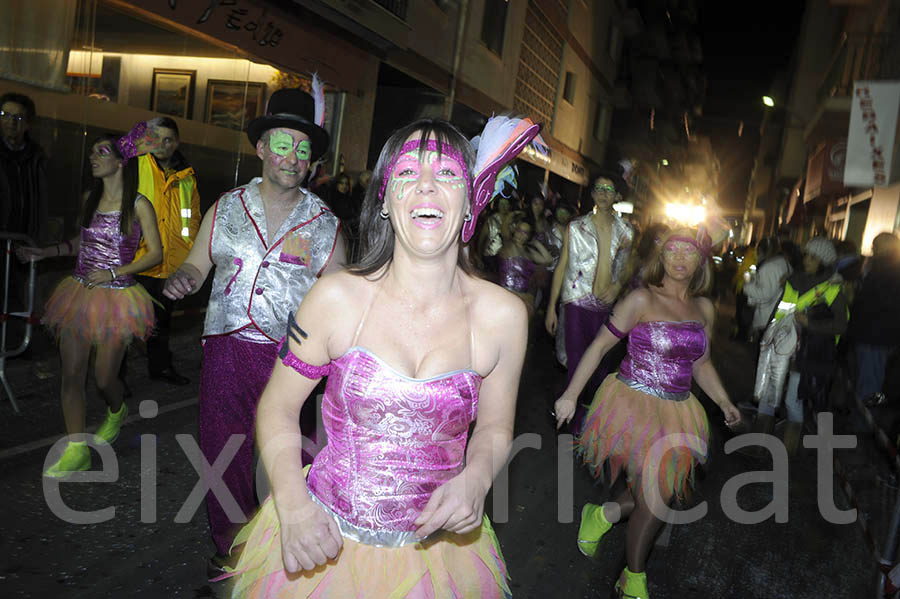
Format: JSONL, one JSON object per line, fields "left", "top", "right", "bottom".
{"left": 18, "top": 133, "right": 161, "bottom": 477}
{"left": 554, "top": 228, "right": 742, "bottom": 599}
{"left": 224, "top": 118, "right": 541, "bottom": 598}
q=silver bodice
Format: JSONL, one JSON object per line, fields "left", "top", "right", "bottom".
{"left": 203, "top": 178, "right": 340, "bottom": 341}
{"left": 560, "top": 213, "right": 633, "bottom": 304}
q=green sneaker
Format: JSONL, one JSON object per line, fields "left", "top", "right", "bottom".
{"left": 94, "top": 403, "right": 128, "bottom": 445}
{"left": 44, "top": 441, "right": 91, "bottom": 478}
{"left": 577, "top": 503, "right": 613, "bottom": 558}
{"left": 615, "top": 567, "right": 649, "bottom": 599}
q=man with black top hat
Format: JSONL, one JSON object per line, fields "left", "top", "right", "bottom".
{"left": 163, "top": 82, "right": 345, "bottom": 572}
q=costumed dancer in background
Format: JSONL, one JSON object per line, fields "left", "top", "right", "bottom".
{"left": 19, "top": 130, "right": 162, "bottom": 477}
{"left": 554, "top": 227, "right": 741, "bottom": 599}
{"left": 545, "top": 171, "right": 634, "bottom": 433}
{"left": 162, "top": 78, "right": 345, "bottom": 576}
{"left": 220, "top": 116, "right": 545, "bottom": 598}
{"left": 475, "top": 166, "right": 516, "bottom": 275}
{"left": 497, "top": 208, "right": 552, "bottom": 317}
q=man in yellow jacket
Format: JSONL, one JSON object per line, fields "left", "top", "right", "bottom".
{"left": 131, "top": 117, "right": 201, "bottom": 385}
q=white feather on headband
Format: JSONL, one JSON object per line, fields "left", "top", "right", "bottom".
{"left": 470, "top": 115, "right": 547, "bottom": 175}
{"left": 311, "top": 73, "right": 325, "bottom": 127}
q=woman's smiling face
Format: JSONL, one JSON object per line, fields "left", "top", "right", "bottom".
{"left": 384, "top": 132, "right": 469, "bottom": 256}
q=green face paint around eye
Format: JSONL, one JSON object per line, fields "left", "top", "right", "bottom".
{"left": 268, "top": 130, "right": 295, "bottom": 157}
{"left": 295, "top": 140, "right": 311, "bottom": 161}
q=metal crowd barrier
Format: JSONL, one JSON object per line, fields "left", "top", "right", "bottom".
{"left": 0, "top": 233, "right": 38, "bottom": 414}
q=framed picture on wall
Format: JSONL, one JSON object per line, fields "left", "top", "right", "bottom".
{"left": 150, "top": 68, "right": 196, "bottom": 119}
{"left": 205, "top": 80, "right": 267, "bottom": 131}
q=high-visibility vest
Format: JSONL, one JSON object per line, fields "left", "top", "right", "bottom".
{"left": 773, "top": 280, "right": 843, "bottom": 343}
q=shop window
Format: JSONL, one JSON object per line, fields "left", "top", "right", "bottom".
{"left": 481, "top": 0, "right": 509, "bottom": 56}
{"left": 563, "top": 72, "right": 577, "bottom": 105}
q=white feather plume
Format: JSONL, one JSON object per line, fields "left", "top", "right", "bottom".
{"left": 311, "top": 73, "right": 326, "bottom": 127}
{"left": 471, "top": 114, "right": 548, "bottom": 175}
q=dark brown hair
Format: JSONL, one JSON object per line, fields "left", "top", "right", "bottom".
{"left": 81, "top": 135, "right": 139, "bottom": 235}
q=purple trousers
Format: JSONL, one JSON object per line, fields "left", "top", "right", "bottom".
{"left": 564, "top": 296, "right": 611, "bottom": 434}
{"left": 199, "top": 335, "right": 278, "bottom": 555}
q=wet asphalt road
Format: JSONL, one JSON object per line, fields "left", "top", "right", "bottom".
{"left": 0, "top": 299, "right": 884, "bottom": 598}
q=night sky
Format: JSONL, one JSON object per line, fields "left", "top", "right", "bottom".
{"left": 698, "top": 0, "right": 808, "bottom": 213}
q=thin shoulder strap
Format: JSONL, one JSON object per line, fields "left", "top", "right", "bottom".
{"left": 462, "top": 280, "right": 475, "bottom": 369}
{"left": 351, "top": 278, "right": 384, "bottom": 346}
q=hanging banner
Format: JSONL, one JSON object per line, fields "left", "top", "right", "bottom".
{"left": 844, "top": 81, "right": 900, "bottom": 187}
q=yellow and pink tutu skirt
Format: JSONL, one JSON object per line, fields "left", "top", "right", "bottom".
{"left": 42, "top": 276, "right": 155, "bottom": 345}
{"left": 577, "top": 373, "right": 710, "bottom": 502}
{"left": 222, "top": 496, "right": 511, "bottom": 599}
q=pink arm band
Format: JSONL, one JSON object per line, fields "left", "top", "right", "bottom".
{"left": 605, "top": 320, "right": 626, "bottom": 339}
{"left": 276, "top": 337, "right": 331, "bottom": 379}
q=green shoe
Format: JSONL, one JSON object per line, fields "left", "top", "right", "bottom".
{"left": 577, "top": 503, "right": 613, "bottom": 557}
{"left": 615, "top": 567, "right": 649, "bottom": 599}
{"left": 94, "top": 403, "right": 128, "bottom": 445}
{"left": 44, "top": 441, "right": 91, "bottom": 478}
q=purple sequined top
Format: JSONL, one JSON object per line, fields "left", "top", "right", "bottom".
{"left": 617, "top": 321, "right": 707, "bottom": 400}
{"left": 498, "top": 255, "right": 536, "bottom": 293}
{"left": 73, "top": 210, "right": 142, "bottom": 288}
{"left": 306, "top": 347, "right": 481, "bottom": 546}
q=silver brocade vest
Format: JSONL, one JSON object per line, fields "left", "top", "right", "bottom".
{"left": 203, "top": 178, "right": 340, "bottom": 342}
{"left": 560, "top": 213, "right": 633, "bottom": 304}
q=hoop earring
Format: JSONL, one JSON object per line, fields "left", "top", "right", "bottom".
{"left": 463, "top": 212, "right": 473, "bottom": 222}
{"left": 379, "top": 208, "right": 390, "bottom": 220}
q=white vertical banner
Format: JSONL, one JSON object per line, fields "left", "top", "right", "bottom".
{"left": 844, "top": 81, "right": 900, "bottom": 188}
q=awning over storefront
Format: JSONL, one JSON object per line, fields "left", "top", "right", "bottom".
{"left": 517, "top": 139, "right": 589, "bottom": 187}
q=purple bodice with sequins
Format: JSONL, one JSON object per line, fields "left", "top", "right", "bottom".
{"left": 498, "top": 256, "right": 536, "bottom": 293}
{"left": 617, "top": 321, "right": 707, "bottom": 395}
{"left": 307, "top": 347, "right": 481, "bottom": 539}
{"left": 74, "top": 211, "right": 142, "bottom": 288}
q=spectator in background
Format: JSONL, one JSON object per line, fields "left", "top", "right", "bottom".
{"left": 847, "top": 232, "right": 900, "bottom": 413}
{"left": 835, "top": 239, "right": 863, "bottom": 306}
{"left": 0, "top": 92, "right": 48, "bottom": 244}
{"left": 129, "top": 117, "right": 201, "bottom": 386}
{"left": 497, "top": 211, "right": 553, "bottom": 316}
{"left": 743, "top": 237, "right": 792, "bottom": 343}
{"left": 731, "top": 243, "right": 756, "bottom": 342}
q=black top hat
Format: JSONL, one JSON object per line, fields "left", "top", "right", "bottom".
{"left": 246, "top": 88, "right": 330, "bottom": 162}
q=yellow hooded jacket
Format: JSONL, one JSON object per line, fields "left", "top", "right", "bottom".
{"left": 133, "top": 153, "right": 201, "bottom": 278}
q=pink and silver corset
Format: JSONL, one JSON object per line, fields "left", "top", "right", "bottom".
{"left": 306, "top": 347, "right": 481, "bottom": 547}
{"left": 498, "top": 255, "right": 536, "bottom": 293}
{"left": 616, "top": 321, "right": 707, "bottom": 400}
{"left": 74, "top": 211, "right": 142, "bottom": 288}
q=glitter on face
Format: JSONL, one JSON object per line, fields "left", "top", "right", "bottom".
{"left": 379, "top": 139, "right": 470, "bottom": 201}
{"left": 387, "top": 148, "right": 467, "bottom": 204}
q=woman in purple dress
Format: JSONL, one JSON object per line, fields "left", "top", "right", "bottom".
{"left": 222, "top": 117, "right": 544, "bottom": 597}
{"left": 554, "top": 227, "right": 741, "bottom": 599}
{"left": 497, "top": 211, "right": 552, "bottom": 315}
{"left": 19, "top": 134, "right": 162, "bottom": 477}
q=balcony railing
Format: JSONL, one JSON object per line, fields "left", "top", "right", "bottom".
{"left": 372, "top": 0, "right": 408, "bottom": 21}
{"left": 818, "top": 33, "right": 900, "bottom": 103}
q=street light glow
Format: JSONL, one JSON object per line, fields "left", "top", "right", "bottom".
{"left": 762, "top": 95, "right": 775, "bottom": 107}
{"left": 665, "top": 202, "right": 706, "bottom": 225}
{"left": 661, "top": 159, "right": 669, "bottom": 166}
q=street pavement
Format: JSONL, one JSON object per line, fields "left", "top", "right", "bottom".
{"left": 0, "top": 298, "right": 888, "bottom": 598}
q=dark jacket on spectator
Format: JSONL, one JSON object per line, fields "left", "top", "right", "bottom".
{"left": 847, "top": 253, "right": 900, "bottom": 347}
{"left": 0, "top": 134, "right": 48, "bottom": 243}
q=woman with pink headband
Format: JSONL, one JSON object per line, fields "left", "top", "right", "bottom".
{"left": 554, "top": 227, "right": 741, "bottom": 599}
{"left": 18, "top": 132, "right": 161, "bottom": 477}
{"left": 222, "top": 117, "right": 543, "bottom": 598}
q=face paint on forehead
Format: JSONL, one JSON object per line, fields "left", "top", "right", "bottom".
{"left": 268, "top": 130, "right": 311, "bottom": 162}
{"left": 379, "top": 138, "right": 471, "bottom": 200}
